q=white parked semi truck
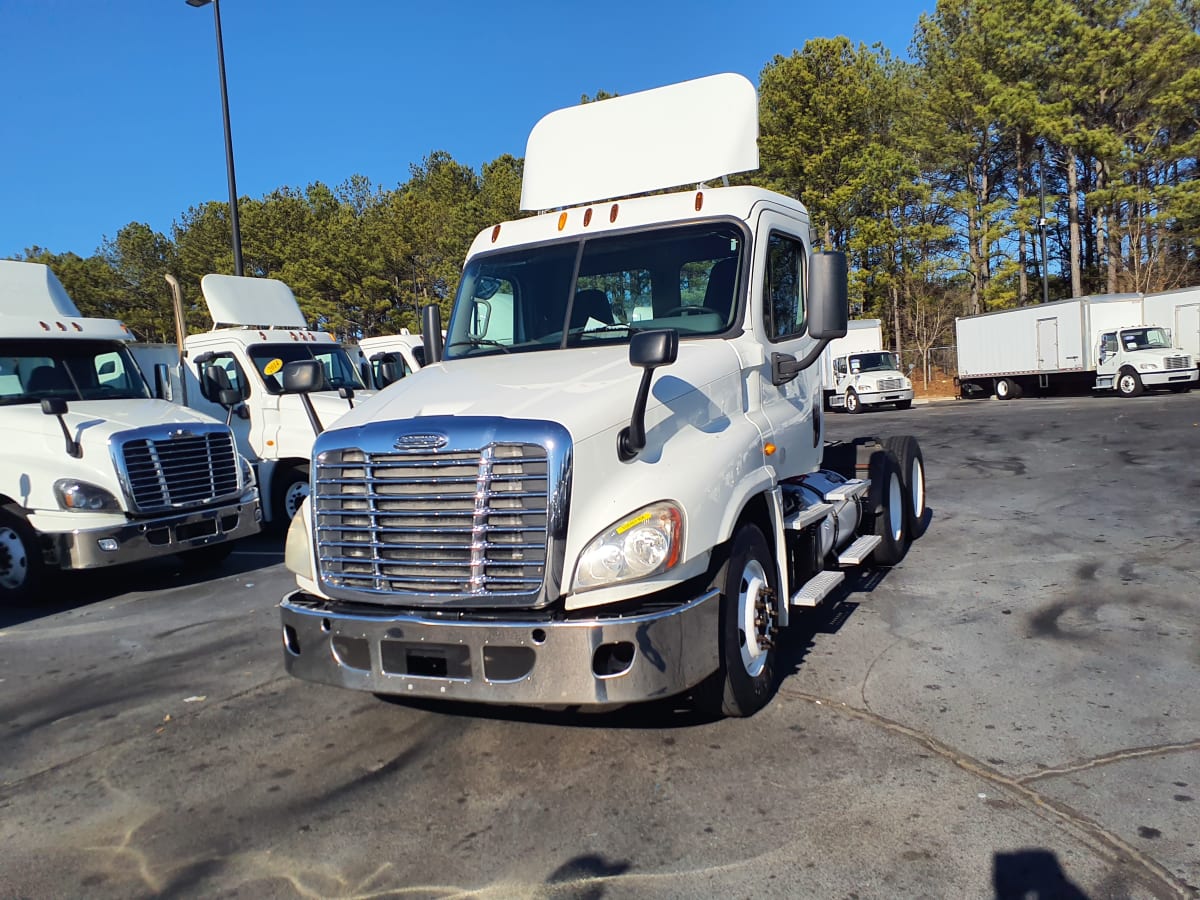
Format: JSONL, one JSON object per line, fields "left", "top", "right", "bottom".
{"left": 955, "top": 294, "right": 1197, "bottom": 399}
{"left": 134, "top": 274, "right": 370, "bottom": 528}
{"left": 0, "top": 261, "right": 261, "bottom": 604}
{"left": 275, "top": 74, "right": 927, "bottom": 716}
{"left": 819, "top": 318, "right": 913, "bottom": 412}
{"left": 357, "top": 330, "right": 425, "bottom": 389}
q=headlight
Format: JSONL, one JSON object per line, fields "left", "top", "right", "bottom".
{"left": 54, "top": 479, "right": 121, "bottom": 512}
{"left": 239, "top": 455, "right": 256, "bottom": 489}
{"left": 1137, "top": 362, "right": 1159, "bottom": 371}
{"left": 574, "top": 501, "right": 683, "bottom": 591}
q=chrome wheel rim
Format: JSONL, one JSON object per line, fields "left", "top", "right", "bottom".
{"left": 888, "top": 472, "right": 904, "bottom": 541}
{"left": 283, "top": 480, "right": 309, "bottom": 519}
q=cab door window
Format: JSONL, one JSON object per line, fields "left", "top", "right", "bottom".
{"left": 198, "top": 353, "right": 249, "bottom": 402}
{"left": 763, "top": 233, "right": 807, "bottom": 341}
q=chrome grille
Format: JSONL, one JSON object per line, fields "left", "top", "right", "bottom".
{"left": 877, "top": 377, "right": 903, "bottom": 391}
{"left": 118, "top": 429, "right": 240, "bottom": 513}
{"left": 1165, "top": 356, "right": 1189, "bottom": 370}
{"left": 315, "top": 443, "right": 551, "bottom": 600}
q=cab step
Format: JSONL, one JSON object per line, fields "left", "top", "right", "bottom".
{"left": 823, "top": 478, "right": 870, "bottom": 502}
{"left": 838, "top": 534, "right": 881, "bottom": 566}
{"left": 790, "top": 570, "right": 845, "bottom": 608}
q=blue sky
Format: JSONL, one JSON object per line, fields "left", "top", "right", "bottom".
{"left": 0, "top": 0, "right": 930, "bottom": 260}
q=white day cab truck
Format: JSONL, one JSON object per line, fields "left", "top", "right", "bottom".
{"left": 955, "top": 293, "right": 1197, "bottom": 399}
{"left": 132, "top": 274, "right": 371, "bottom": 529}
{"left": 0, "top": 261, "right": 261, "bottom": 604}
{"left": 275, "top": 74, "right": 928, "bottom": 717}
{"left": 356, "top": 330, "right": 426, "bottom": 389}
{"left": 819, "top": 318, "right": 913, "bottom": 413}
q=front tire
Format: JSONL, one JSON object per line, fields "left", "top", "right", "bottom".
{"left": 1116, "top": 368, "right": 1144, "bottom": 397}
{"left": 272, "top": 465, "right": 310, "bottom": 530}
{"left": 845, "top": 389, "right": 862, "bottom": 414}
{"left": 695, "top": 523, "right": 780, "bottom": 718}
{"left": 0, "top": 509, "right": 43, "bottom": 606}
{"left": 867, "top": 449, "right": 909, "bottom": 565}
{"left": 884, "top": 435, "right": 927, "bottom": 540}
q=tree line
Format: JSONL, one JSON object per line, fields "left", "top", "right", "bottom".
{"left": 13, "top": 0, "right": 1199, "bottom": 379}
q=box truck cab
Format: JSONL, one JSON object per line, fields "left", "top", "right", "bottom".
{"left": 276, "top": 74, "right": 928, "bottom": 717}
{"left": 819, "top": 319, "right": 913, "bottom": 412}
{"left": 1095, "top": 324, "right": 1193, "bottom": 395}
{"left": 147, "top": 274, "right": 371, "bottom": 528}
{"left": 0, "top": 261, "right": 260, "bottom": 605}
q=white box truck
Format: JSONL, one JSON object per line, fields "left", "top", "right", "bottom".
{"left": 955, "top": 294, "right": 1197, "bottom": 399}
{"left": 134, "top": 274, "right": 371, "bottom": 528}
{"left": 1143, "top": 286, "right": 1200, "bottom": 361}
{"left": 0, "top": 261, "right": 261, "bottom": 604}
{"left": 274, "top": 74, "right": 928, "bottom": 717}
{"left": 819, "top": 318, "right": 913, "bottom": 412}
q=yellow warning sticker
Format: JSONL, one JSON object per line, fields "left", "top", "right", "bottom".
{"left": 616, "top": 511, "right": 652, "bottom": 535}
{"left": 264, "top": 358, "right": 284, "bottom": 376}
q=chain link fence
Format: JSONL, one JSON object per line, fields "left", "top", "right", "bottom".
{"left": 899, "top": 345, "right": 958, "bottom": 393}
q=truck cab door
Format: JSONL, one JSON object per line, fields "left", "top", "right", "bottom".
{"left": 754, "top": 212, "right": 821, "bottom": 480}
{"left": 1096, "top": 332, "right": 1119, "bottom": 375}
{"left": 194, "top": 352, "right": 255, "bottom": 459}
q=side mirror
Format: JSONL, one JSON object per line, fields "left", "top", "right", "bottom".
{"left": 41, "top": 398, "right": 81, "bottom": 458}
{"left": 152, "top": 362, "right": 172, "bottom": 400}
{"left": 281, "top": 359, "right": 323, "bottom": 394}
{"left": 618, "top": 329, "right": 678, "bottom": 462}
{"left": 338, "top": 386, "right": 355, "bottom": 409}
{"left": 422, "top": 304, "right": 444, "bottom": 364}
{"left": 378, "top": 360, "right": 401, "bottom": 387}
{"left": 907, "top": 363, "right": 916, "bottom": 374}
{"left": 218, "top": 387, "right": 241, "bottom": 408}
{"left": 807, "top": 251, "right": 849, "bottom": 340}
{"left": 281, "top": 360, "right": 325, "bottom": 435}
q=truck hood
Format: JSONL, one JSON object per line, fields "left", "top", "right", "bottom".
{"left": 328, "top": 343, "right": 738, "bottom": 442}
{"left": 1, "top": 400, "right": 232, "bottom": 511}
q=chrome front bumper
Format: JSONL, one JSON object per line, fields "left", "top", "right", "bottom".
{"left": 51, "top": 493, "right": 261, "bottom": 569}
{"left": 279, "top": 588, "right": 721, "bottom": 707}
{"left": 859, "top": 388, "right": 914, "bottom": 406}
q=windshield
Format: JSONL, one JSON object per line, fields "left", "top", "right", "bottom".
{"left": 849, "top": 352, "right": 901, "bottom": 374}
{"left": 1119, "top": 328, "right": 1171, "bottom": 351}
{"left": 0, "top": 338, "right": 151, "bottom": 406}
{"left": 445, "top": 222, "right": 745, "bottom": 359}
{"left": 246, "top": 342, "right": 365, "bottom": 394}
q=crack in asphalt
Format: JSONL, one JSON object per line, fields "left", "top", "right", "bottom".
{"left": 775, "top": 686, "right": 1196, "bottom": 899}
{"left": 1016, "top": 740, "right": 1200, "bottom": 784}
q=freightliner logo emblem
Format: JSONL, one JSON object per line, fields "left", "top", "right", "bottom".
{"left": 394, "top": 432, "right": 448, "bottom": 450}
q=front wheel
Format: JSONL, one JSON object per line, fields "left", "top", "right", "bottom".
{"left": 884, "top": 435, "right": 927, "bottom": 540}
{"left": 0, "top": 509, "right": 43, "bottom": 606}
{"left": 867, "top": 449, "right": 909, "bottom": 565}
{"left": 695, "top": 523, "right": 780, "bottom": 718}
{"left": 844, "top": 389, "right": 862, "bottom": 414}
{"left": 1116, "top": 368, "right": 1144, "bottom": 397}
{"left": 272, "top": 465, "right": 310, "bottom": 530}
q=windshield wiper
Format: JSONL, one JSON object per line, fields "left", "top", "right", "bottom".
{"left": 446, "top": 338, "right": 512, "bottom": 354}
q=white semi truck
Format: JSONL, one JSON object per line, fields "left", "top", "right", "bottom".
{"left": 0, "top": 261, "right": 261, "bottom": 605}
{"left": 134, "top": 274, "right": 370, "bottom": 528}
{"left": 955, "top": 294, "right": 1197, "bottom": 399}
{"left": 357, "top": 330, "right": 425, "bottom": 389}
{"left": 819, "top": 318, "right": 913, "bottom": 412}
{"left": 275, "top": 74, "right": 927, "bottom": 717}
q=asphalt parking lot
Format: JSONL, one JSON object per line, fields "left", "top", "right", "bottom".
{"left": 2, "top": 392, "right": 1198, "bottom": 899}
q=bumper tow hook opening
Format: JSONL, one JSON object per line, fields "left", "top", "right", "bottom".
{"left": 593, "top": 641, "right": 635, "bottom": 678}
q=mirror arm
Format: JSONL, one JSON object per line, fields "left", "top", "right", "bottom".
{"left": 299, "top": 395, "right": 324, "bottom": 435}
{"left": 617, "top": 368, "right": 656, "bottom": 462}
{"left": 771, "top": 338, "right": 832, "bottom": 386}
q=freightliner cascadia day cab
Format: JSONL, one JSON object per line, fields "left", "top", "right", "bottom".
{"left": 134, "top": 274, "right": 371, "bottom": 529}
{"left": 955, "top": 294, "right": 1197, "bottom": 399}
{"left": 357, "top": 330, "right": 426, "bottom": 389}
{"left": 0, "top": 261, "right": 261, "bottom": 605}
{"left": 818, "top": 318, "right": 913, "bottom": 413}
{"left": 276, "top": 74, "right": 928, "bottom": 716}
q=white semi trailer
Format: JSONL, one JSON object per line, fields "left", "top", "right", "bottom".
{"left": 819, "top": 318, "right": 913, "bottom": 412}
{"left": 274, "top": 74, "right": 928, "bottom": 717}
{"left": 0, "top": 261, "right": 260, "bottom": 604}
{"left": 133, "top": 274, "right": 370, "bottom": 528}
{"left": 955, "top": 294, "right": 1197, "bottom": 399}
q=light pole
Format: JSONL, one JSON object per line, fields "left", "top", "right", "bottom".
{"left": 1038, "top": 143, "right": 1050, "bottom": 304}
{"left": 187, "top": 0, "right": 243, "bottom": 276}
